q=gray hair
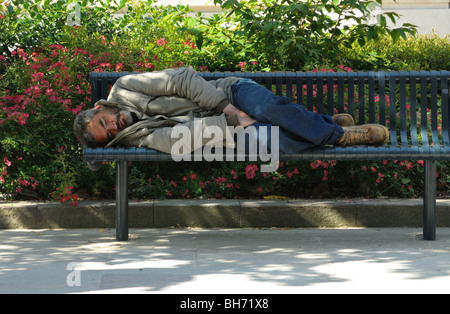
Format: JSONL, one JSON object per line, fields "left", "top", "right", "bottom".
{"left": 73, "top": 108, "right": 102, "bottom": 147}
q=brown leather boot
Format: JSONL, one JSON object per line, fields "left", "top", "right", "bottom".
{"left": 336, "top": 124, "right": 389, "bottom": 146}
{"left": 332, "top": 114, "right": 354, "bottom": 127}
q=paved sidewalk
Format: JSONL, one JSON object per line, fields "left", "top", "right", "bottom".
{"left": 1, "top": 227, "right": 450, "bottom": 294}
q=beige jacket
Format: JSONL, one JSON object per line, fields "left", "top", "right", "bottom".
{"left": 100, "top": 67, "right": 240, "bottom": 154}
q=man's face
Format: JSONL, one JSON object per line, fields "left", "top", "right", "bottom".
{"left": 87, "top": 106, "right": 133, "bottom": 145}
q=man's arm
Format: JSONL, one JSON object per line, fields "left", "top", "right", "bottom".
{"left": 134, "top": 115, "right": 235, "bottom": 155}
{"left": 109, "top": 66, "right": 229, "bottom": 112}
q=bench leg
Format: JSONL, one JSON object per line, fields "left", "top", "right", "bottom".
{"left": 423, "top": 160, "right": 437, "bottom": 241}
{"left": 116, "top": 160, "right": 129, "bottom": 241}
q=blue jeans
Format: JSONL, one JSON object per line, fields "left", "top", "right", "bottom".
{"left": 231, "top": 79, "right": 344, "bottom": 154}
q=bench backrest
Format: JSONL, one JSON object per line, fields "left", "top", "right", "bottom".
{"left": 90, "top": 71, "right": 450, "bottom": 148}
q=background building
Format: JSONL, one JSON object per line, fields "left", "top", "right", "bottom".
{"left": 376, "top": 0, "right": 449, "bottom": 36}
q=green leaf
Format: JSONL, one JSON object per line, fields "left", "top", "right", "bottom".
{"left": 402, "top": 178, "right": 411, "bottom": 184}
{"left": 379, "top": 15, "right": 386, "bottom": 28}
{"left": 366, "top": 28, "right": 373, "bottom": 41}
{"left": 196, "top": 33, "right": 204, "bottom": 50}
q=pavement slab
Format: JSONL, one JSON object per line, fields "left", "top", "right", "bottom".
{"left": 1, "top": 227, "right": 450, "bottom": 294}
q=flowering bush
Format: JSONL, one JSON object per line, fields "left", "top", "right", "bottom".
{"left": 0, "top": 40, "right": 91, "bottom": 203}
{"left": 125, "top": 158, "right": 436, "bottom": 200}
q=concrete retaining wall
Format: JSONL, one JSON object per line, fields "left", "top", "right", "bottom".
{"left": 1, "top": 199, "right": 450, "bottom": 229}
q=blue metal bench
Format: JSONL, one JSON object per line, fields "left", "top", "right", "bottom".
{"left": 84, "top": 70, "right": 450, "bottom": 241}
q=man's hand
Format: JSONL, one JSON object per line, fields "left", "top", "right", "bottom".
{"left": 237, "top": 115, "right": 258, "bottom": 128}
{"left": 223, "top": 103, "right": 246, "bottom": 117}
{"left": 223, "top": 104, "right": 257, "bottom": 127}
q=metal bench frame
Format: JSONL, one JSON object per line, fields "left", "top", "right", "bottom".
{"left": 84, "top": 71, "right": 450, "bottom": 241}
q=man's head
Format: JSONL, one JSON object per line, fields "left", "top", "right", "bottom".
{"left": 73, "top": 105, "right": 134, "bottom": 147}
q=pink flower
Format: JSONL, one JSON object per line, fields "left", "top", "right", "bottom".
{"left": 245, "top": 164, "right": 258, "bottom": 179}
{"left": 322, "top": 170, "right": 329, "bottom": 182}
{"left": 115, "top": 63, "right": 124, "bottom": 71}
{"left": 214, "top": 177, "right": 227, "bottom": 186}
{"left": 183, "top": 41, "right": 196, "bottom": 49}
{"left": 4, "top": 157, "right": 11, "bottom": 167}
{"left": 344, "top": 67, "right": 353, "bottom": 72}
{"left": 156, "top": 38, "right": 166, "bottom": 46}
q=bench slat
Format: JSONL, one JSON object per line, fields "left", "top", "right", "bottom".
{"left": 409, "top": 73, "right": 419, "bottom": 146}
{"left": 83, "top": 145, "right": 450, "bottom": 162}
